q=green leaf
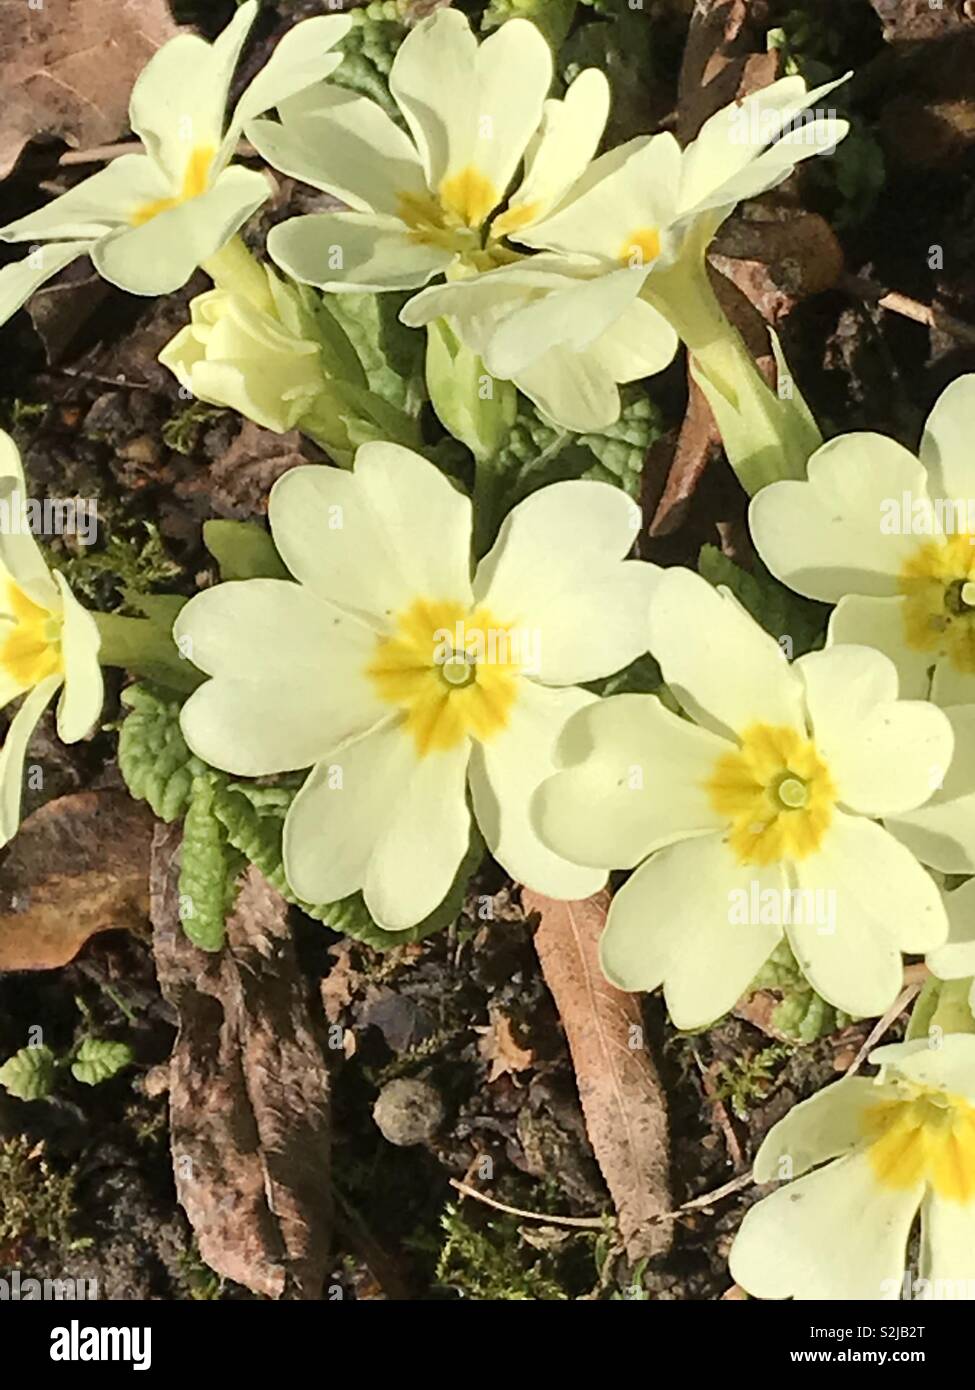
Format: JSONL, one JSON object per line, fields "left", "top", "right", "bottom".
{"left": 202, "top": 520, "right": 289, "bottom": 581}
{"left": 178, "top": 774, "right": 243, "bottom": 952}
{"left": 332, "top": 4, "right": 407, "bottom": 120}
{"left": 698, "top": 545, "right": 828, "bottom": 658}
{"left": 493, "top": 388, "right": 663, "bottom": 505}
{"left": 70, "top": 1039, "right": 134, "bottom": 1087}
{"left": 481, "top": 0, "right": 577, "bottom": 48}
{"left": 0, "top": 1045, "right": 57, "bottom": 1100}
{"left": 118, "top": 684, "right": 206, "bottom": 822}
{"left": 323, "top": 291, "right": 425, "bottom": 417}
{"left": 213, "top": 781, "right": 485, "bottom": 949}
{"left": 907, "top": 977, "right": 975, "bottom": 1042}
{"left": 750, "top": 940, "right": 851, "bottom": 1043}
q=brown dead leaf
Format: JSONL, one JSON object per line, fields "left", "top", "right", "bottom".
{"left": 678, "top": 0, "right": 777, "bottom": 144}
{"left": 0, "top": 791, "right": 154, "bottom": 971}
{"left": 208, "top": 422, "right": 314, "bottom": 519}
{"left": 477, "top": 1003, "right": 536, "bottom": 1083}
{"left": 150, "top": 826, "right": 332, "bottom": 1299}
{"left": 525, "top": 889, "right": 672, "bottom": 1260}
{"left": 0, "top": 0, "right": 179, "bottom": 179}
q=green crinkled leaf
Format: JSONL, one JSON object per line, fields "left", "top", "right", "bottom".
{"left": 323, "top": 292, "right": 425, "bottom": 417}
{"left": 331, "top": 2, "right": 407, "bottom": 120}
{"left": 0, "top": 1045, "right": 57, "bottom": 1100}
{"left": 698, "top": 546, "right": 828, "bottom": 658}
{"left": 70, "top": 1039, "right": 134, "bottom": 1087}
{"left": 178, "top": 774, "right": 243, "bottom": 953}
{"left": 481, "top": 0, "right": 577, "bottom": 48}
{"left": 202, "top": 520, "right": 288, "bottom": 581}
{"left": 494, "top": 388, "right": 663, "bottom": 504}
{"left": 118, "top": 684, "right": 206, "bottom": 822}
{"left": 750, "top": 940, "right": 851, "bottom": 1043}
{"left": 213, "top": 780, "right": 484, "bottom": 950}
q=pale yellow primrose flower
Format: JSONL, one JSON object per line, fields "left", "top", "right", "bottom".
{"left": 751, "top": 377, "right": 975, "bottom": 707}
{"left": 730, "top": 1036, "right": 975, "bottom": 1301}
{"left": 173, "top": 444, "right": 657, "bottom": 931}
{"left": 750, "top": 376, "right": 975, "bottom": 876}
{"left": 470, "top": 72, "right": 850, "bottom": 383}
{"left": 0, "top": 2, "right": 351, "bottom": 320}
{"left": 249, "top": 11, "right": 677, "bottom": 432}
{"left": 0, "top": 434, "right": 102, "bottom": 847}
{"left": 533, "top": 567, "right": 954, "bottom": 1028}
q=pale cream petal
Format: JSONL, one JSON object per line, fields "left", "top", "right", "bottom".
{"left": 533, "top": 693, "right": 729, "bottom": 870}
{"left": 790, "top": 813, "right": 947, "bottom": 1018}
{"left": 0, "top": 675, "right": 61, "bottom": 847}
{"left": 247, "top": 88, "right": 427, "bottom": 215}
{"left": 928, "top": 877, "right": 975, "bottom": 981}
{"left": 599, "top": 834, "right": 785, "bottom": 1029}
{"left": 52, "top": 572, "right": 102, "bottom": 744}
{"left": 269, "top": 448, "right": 473, "bottom": 621}
{"left": 886, "top": 705, "right": 975, "bottom": 874}
{"left": 268, "top": 211, "right": 453, "bottom": 292}
{"left": 751, "top": 1077, "right": 878, "bottom": 1182}
{"left": 474, "top": 479, "right": 656, "bottom": 684}
{"left": 749, "top": 433, "right": 929, "bottom": 602}
{"left": 920, "top": 374, "right": 975, "bottom": 502}
{"left": 730, "top": 1151, "right": 919, "bottom": 1301}
{"left": 469, "top": 681, "right": 605, "bottom": 899}
{"left": 919, "top": 1191, "right": 975, "bottom": 1296}
{"left": 364, "top": 741, "right": 472, "bottom": 930}
{"left": 129, "top": 1, "right": 257, "bottom": 184}
{"left": 797, "top": 645, "right": 953, "bottom": 816}
{"left": 646, "top": 566, "right": 805, "bottom": 741}
{"left": 0, "top": 156, "right": 167, "bottom": 241}
{"left": 0, "top": 243, "right": 94, "bottom": 329}
{"left": 828, "top": 595, "right": 933, "bottom": 701}
{"left": 91, "top": 166, "right": 269, "bottom": 295}
{"left": 388, "top": 8, "right": 479, "bottom": 190}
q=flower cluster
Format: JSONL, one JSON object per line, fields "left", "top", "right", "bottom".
{"left": 3, "top": 4, "right": 975, "bottom": 1306}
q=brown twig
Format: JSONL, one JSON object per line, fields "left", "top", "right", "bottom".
{"left": 59, "top": 139, "right": 256, "bottom": 166}
{"left": 846, "top": 981, "right": 923, "bottom": 1078}
{"left": 842, "top": 272, "right": 975, "bottom": 349}
{"left": 449, "top": 1169, "right": 754, "bottom": 1231}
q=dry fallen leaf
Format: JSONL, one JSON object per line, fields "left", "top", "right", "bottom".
{"left": 150, "top": 826, "right": 332, "bottom": 1299}
{"left": 525, "top": 888, "right": 672, "bottom": 1260}
{"left": 476, "top": 1003, "right": 536, "bottom": 1083}
{"left": 208, "top": 421, "right": 314, "bottom": 519}
{"left": 0, "top": 0, "right": 179, "bottom": 179}
{"left": 0, "top": 791, "right": 154, "bottom": 971}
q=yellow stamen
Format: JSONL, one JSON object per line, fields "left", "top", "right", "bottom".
{"left": 131, "top": 145, "right": 215, "bottom": 227}
{"left": 864, "top": 1084, "right": 975, "bottom": 1202}
{"left": 619, "top": 227, "right": 661, "bottom": 268}
{"left": 489, "top": 200, "right": 540, "bottom": 241}
{"left": 706, "top": 723, "right": 836, "bottom": 865}
{"left": 438, "top": 166, "right": 499, "bottom": 229}
{"left": 367, "top": 598, "right": 519, "bottom": 757}
{"left": 899, "top": 532, "right": 975, "bottom": 674}
{"left": 0, "top": 578, "right": 62, "bottom": 687}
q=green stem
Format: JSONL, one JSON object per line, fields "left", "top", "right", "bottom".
{"left": 643, "top": 249, "right": 822, "bottom": 494}
{"left": 202, "top": 235, "right": 275, "bottom": 315}
{"left": 94, "top": 612, "right": 202, "bottom": 695}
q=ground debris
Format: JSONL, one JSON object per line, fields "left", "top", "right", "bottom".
{"left": 150, "top": 825, "right": 331, "bottom": 1299}
{"left": 525, "top": 889, "right": 672, "bottom": 1260}
{"left": 0, "top": 790, "right": 154, "bottom": 971}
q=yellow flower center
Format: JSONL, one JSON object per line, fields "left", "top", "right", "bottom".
{"left": 619, "top": 227, "right": 661, "bottom": 268}
{"left": 0, "top": 577, "right": 62, "bottom": 687}
{"left": 367, "top": 598, "right": 519, "bottom": 756}
{"left": 899, "top": 533, "right": 975, "bottom": 674}
{"left": 130, "top": 144, "right": 215, "bottom": 227}
{"left": 705, "top": 723, "right": 836, "bottom": 866}
{"left": 863, "top": 1083, "right": 975, "bottom": 1202}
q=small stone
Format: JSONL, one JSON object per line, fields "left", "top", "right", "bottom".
{"left": 372, "top": 1077, "right": 443, "bottom": 1147}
